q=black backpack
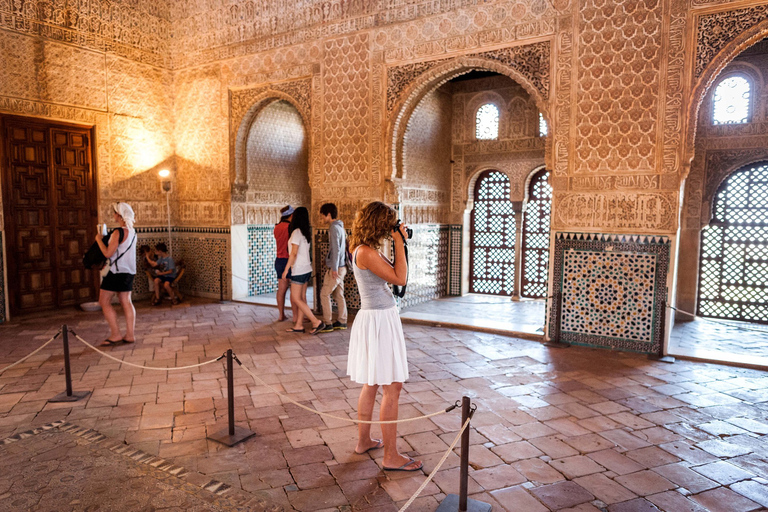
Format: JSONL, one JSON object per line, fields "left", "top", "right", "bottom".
{"left": 82, "top": 229, "right": 125, "bottom": 270}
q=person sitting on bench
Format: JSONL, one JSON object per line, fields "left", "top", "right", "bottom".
{"left": 145, "top": 243, "right": 180, "bottom": 305}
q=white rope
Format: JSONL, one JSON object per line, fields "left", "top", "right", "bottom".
{"left": 0, "top": 332, "right": 61, "bottom": 374}
{"left": 398, "top": 416, "right": 472, "bottom": 512}
{"left": 72, "top": 332, "right": 225, "bottom": 371}
{"left": 238, "top": 361, "right": 454, "bottom": 425}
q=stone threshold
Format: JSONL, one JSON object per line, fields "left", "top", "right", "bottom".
{"left": 668, "top": 345, "right": 768, "bottom": 371}
{"left": 399, "top": 315, "right": 546, "bottom": 342}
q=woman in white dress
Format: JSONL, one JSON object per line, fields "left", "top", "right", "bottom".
{"left": 347, "top": 201, "right": 422, "bottom": 472}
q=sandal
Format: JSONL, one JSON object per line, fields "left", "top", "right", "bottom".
{"left": 285, "top": 328, "right": 305, "bottom": 333}
{"left": 309, "top": 322, "right": 326, "bottom": 335}
{"left": 383, "top": 457, "right": 423, "bottom": 472}
{"left": 100, "top": 339, "right": 122, "bottom": 347}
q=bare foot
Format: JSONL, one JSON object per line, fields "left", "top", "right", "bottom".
{"left": 354, "top": 439, "right": 383, "bottom": 454}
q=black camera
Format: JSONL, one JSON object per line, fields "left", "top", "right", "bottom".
{"left": 394, "top": 220, "right": 413, "bottom": 241}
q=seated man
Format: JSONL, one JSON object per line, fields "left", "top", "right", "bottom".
{"left": 145, "top": 243, "right": 180, "bottom": 305}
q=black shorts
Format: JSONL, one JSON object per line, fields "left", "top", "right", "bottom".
{"left": 100, "top": 271, "right": 135, "bottom": 292}
{"left": 157, "top": 275, "right": 176, "bottom": 284}
{"left": 290, "top": 272, "right": 312, "bottom": 285}
{"left": 275, "top": 258, "right": 292, "bottom": 279}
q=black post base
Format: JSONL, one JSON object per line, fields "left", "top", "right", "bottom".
{"left": 436, "top": 494, "right": 492, "bottom": 512}
{"left": 207, "top": 425, "right": 255, "bottom": 447}
{"left": 49, "top": 390, "right": 90, "bottom": 403}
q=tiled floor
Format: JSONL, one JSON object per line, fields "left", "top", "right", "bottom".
{"left": 401, "top": 295, "right": 546, "bottom": 337}
{"left": 1, "top": 298, "right": 767, "bottom": 512}
{"left": 669, "top": 318, "right": 768, "bottom": 365}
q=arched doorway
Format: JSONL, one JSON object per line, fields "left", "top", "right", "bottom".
{"left": 697, "top": 161, "right": 768, "bottom": 323}
{"left": 521, "top": 169, "right": 552, "bottom": 299}
{"left": 469, "top": 170, "right": 516, "bottom": 296}
{"left": 233, "top": 99, "right": 311, "bottom": 303}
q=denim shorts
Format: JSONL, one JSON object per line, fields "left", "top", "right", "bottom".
{"left": 290, "top": 272, "right": 312, "bottom": 285}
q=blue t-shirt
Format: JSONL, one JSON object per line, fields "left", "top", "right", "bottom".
{"left": 157, "top": 256, "right": 176, "bottom": 278}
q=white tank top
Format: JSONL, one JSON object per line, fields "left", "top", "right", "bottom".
{"left": 110, "top": 228, "right": 136, "bottom": 275}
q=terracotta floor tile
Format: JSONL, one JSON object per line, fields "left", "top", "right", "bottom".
{"left": 549, "top": 455, "right": 606, "bottom": 478}
{"left": 614, "top": 470, "right": 676, "bottom": 496}
{"left": 529, "top": 480, "right": 595, "bottom": 510}
{"left": 651, "top": 463, "right": 718, "bottom": 493}
{"left": 691, "top": 487, "right": 762, "bottom": 512}
{"left": 490, "top": 485, "right": 549, "bottom": 512}
{"left": 692, "top": 461, "right": 755, "bottom": 485}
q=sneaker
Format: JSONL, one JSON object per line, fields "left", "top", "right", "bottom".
{"left": 332, "top": 322, "right": 347, "bottom": 330}
{"left": 317, "top": 323, "right": 334, "bottom": 333}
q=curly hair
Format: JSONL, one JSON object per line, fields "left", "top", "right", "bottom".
{"left": 350, "top": 201, "right": 397, "bottom": 250}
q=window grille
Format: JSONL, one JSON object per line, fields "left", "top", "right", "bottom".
{"left": 470, "top": 171, "right": 515, "bottom": 295}
{"left": 521, "top": 169, "right": 552, "bottom": 298}
{"left": 476, "top": 104, "right": 499, "bottom": 140}
{"left": 712, "top": 76, "right": 751, "bottom": 125}
{"left": 697, "top": 162, "right": 768, "bottom": 323}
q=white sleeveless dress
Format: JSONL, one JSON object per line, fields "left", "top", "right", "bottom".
{"left": 347, "top": 247, "right": 409, "bottom": 385}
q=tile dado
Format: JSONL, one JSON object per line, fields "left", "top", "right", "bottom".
{"left": 247, "top": 225, "right": 278, "bottom": 296}
{"left": 134, "top": 227, "right": 229, "bottom": 299}
{"left": 549, "top": 232, "right": 671, "bottom": 355}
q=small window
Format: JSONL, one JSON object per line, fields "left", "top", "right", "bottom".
{"left": 713, "top": 75, "right": 751, "bottom": 125}
{"left": 476, "top": 104, "right": 499, "bottom": 140}
{"left": 539, "top": 113, "right": 548, "bottom": 137}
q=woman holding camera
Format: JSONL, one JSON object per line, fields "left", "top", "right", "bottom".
{"left": 347, "top": 201, "right": 422, "bottom": 472}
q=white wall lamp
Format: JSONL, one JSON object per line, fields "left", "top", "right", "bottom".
{"left": 158, "top": 169, "right": 173, "bottom": 257}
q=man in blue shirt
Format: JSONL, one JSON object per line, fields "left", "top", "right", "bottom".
{"left": 318, "top": 203, "right": 347, "bottom": 333}
{"left": 146, "top": 242, "right": 179, "bottom": 305}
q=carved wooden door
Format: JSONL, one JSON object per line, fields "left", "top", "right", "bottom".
{"left": 2, "top": 117, "right": 98, "bottom": 314}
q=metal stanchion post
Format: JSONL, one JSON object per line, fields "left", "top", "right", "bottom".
{"left": 50, "top": 325, "right": 90, "bottom": 402}
{"left": 208, "top": 349, "right": 255, "bottom": 446}
{"left": 436, "top": 396, "right": 491, "bottom": 512}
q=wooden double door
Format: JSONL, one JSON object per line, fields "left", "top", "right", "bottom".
{"left": 1, "top": 116, "right": 99, "bottom": 314}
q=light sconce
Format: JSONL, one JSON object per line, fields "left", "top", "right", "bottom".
{"left": 159, "top": 169, "right": 172, "bottom": 192}
{"left": 158, "top": 169, "right": 173, "bottom": 257}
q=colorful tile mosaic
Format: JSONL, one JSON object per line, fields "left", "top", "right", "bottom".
{"left": 0, "top": 231, "right": 5, "bottom": 323}
{"left": 549, "top": 232, "right": 671, "bottom": 355}
{"left": 248, "top": 225, "right": 278, "bottom": 296}
{"left": 134, "top": 228, "right": 230, "bottom": 299}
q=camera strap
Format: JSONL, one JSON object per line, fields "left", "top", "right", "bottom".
{"left": 392, "top": 233, "right": 409, "bottom": 298}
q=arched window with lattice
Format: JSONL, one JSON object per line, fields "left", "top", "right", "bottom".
{"left": 698, "top": 161, "right": 768, "bottom": 322}
{"left": 475, "top": 103, "right": 500, "bottom": 140}
{"left": 470, "top": 170, "right": 515, "bottom": 295}
{"left": 712, "top": 75, "right": 752, "bottom": 125}
{"left": 521, "top": 169, "right": 552, "bottom": 298}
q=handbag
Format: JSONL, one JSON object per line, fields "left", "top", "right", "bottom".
{"left": 82, "top": 229, "right": 125, "bottom": 270}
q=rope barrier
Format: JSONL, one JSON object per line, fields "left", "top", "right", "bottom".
{"left": 71, "top": 331, "right": 226, "bottom": 371}
{"left": 668, "top": 305, "right": 768, "bottom": 334}
{"left": 235, "top": 355, "right": 456, "bottom": 425}
{"left": 0, "top": 330, "right": 62, "bottom": 374}
{"left": 398, "top": 416, "right": 471, "bottom": 512}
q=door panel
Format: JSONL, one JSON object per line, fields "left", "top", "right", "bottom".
{"left": 2, "top": 117, "right": 98, "bottom": 314}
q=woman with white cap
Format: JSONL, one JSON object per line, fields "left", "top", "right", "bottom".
{"left": 95, "top": 202, "right": 137, "bottom": 346}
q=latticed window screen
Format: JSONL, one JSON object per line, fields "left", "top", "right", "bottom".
{"left": 476, "top": 104, "right": 499, "bottom": 140}
{"left": 698, "top": 162, "right": 768, "bottom": 323}
{"left": 470, "top": 170, "right": 515, "bottom": 295}
{"left": 712, "top": 75, "right": 751, "bottom": 125}
{"left": 521, "top": 169, "right": 552, "bottom": 298}
{"left": 539, "top": 113, "right": 548, "bottom": 137}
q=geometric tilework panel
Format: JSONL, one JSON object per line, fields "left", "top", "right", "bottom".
{"left": 448, "top": 225, "right": 462, "bottom": 297}
{"left": 0, "top": 231, "right": 5, "bottom": 323}
{"left": 134, "top": 228, "right": 229, "bottom": 299}
{"left": 549, "top": 233, "right": 671, "bottom": 355}
{"left": 248, "top": 225, "right": 278, "bottom": 296}
{"left": 314, "top": 228, "right": 361, "bottom": 311}
{"left": 397, "top": 225, "right": 449, "bottom": 310}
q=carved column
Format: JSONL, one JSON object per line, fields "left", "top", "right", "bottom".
{"left": 512, "top": 201, "right": 524, "bottom": 301}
